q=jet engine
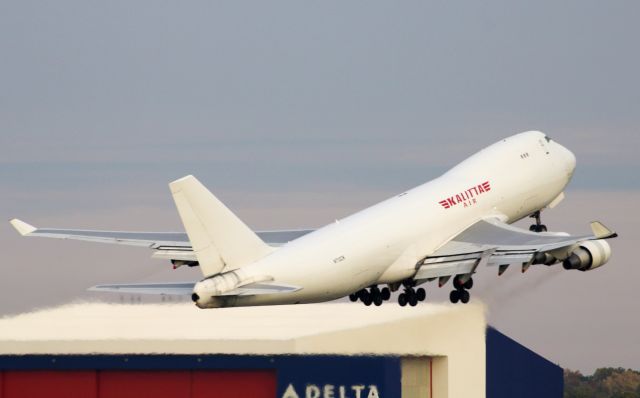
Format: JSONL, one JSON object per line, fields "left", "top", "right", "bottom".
{"left": 562, "top": 239, "right": 612, "bottom": 271}
{"left": 191, "top": 269, "right": 272, "bottom": 308}
{"left": 194, "top": 271, "right": 243, "bottom": 298}
{"left": 532, "top": 252, "right": 557, "bottom": 266}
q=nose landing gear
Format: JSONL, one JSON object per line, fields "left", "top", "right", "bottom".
{"left": 529, "top": 210, "right": 547, "bottom": 233}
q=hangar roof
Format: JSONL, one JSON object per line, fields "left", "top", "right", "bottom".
{"left": 0, "top": 302, "right": 486, "bottom": 356}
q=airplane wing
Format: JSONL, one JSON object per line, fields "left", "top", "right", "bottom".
{"left": 11, "top": 218, "right": 307, "bottom": 298}
{"left": 9, "top": 219, "right": 314, "bottom": 263}
{"left": 414, "top": 217, "right": 617, "bottom": 281}
{"left": 89, "top": 281, "right": 301, "bottom": 296}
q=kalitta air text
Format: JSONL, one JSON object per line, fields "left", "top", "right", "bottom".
{"left": 438, "top": 181, "right": 491, "bottom": 209}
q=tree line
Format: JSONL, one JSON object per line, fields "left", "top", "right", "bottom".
{"left": 565, "top": 368, "right": 640, "bottom": 398}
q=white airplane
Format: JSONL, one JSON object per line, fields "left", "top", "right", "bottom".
{"left": 10, "top": 131, "right": 617, "bottom": 308}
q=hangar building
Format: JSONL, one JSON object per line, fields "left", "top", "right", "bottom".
{"left": 0, "top": 302, "right": 562, "bottom": 398}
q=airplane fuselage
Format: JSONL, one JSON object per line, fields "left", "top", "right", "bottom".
{"left": 194, "top": 131, "right": 577, "bottom": 308}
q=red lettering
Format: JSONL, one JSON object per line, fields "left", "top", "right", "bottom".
{"left": 438, "top": 181, "right": 490, "bottom": 208}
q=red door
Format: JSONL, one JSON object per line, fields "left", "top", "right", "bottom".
{"left": 192, "top": 370, "right": 276, "bottom": 398}
{"left": 98, "top": 371, "right": 191, "bottom": 398}
{"left": 3, "top": 371, "right": 96, "bottom": 398}
{"left": 1, "top": 370, "right": 276, "bottom": 398}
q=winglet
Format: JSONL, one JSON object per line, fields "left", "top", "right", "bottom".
{"left": 9, "top": 219, "right": 37, "bottom": 236}
{"left": 590, "top": 221, "right": 618, "bottom": 239}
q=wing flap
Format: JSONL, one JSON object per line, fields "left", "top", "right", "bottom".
{"left": 486, "top": 252, "right": 534, "bottom": 266}
{"left": 151, "top": 250, "right": 198, "bottom": 262}
{"left": 414, "top": 260, "right": 476, "bottom": 280}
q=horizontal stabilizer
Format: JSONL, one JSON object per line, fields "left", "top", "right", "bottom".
{"left": 89, "top": 282, "right": 195, "bottom": 296}
{"left": 89, "top": 281, "right": 300, "bottom": 297}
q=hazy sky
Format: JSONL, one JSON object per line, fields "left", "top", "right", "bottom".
{"left": 1, "top": 1, "right": 639, "bottom": 373}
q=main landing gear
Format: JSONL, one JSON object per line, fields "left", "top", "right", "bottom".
{"left": 349, "top": 285, "right": 391, "bottom": 306}
{"left": 398, "top": 285, "right": 426, "bottom": 307}
{"left": 529, "top": 210, "right": 547, "bottom": 233}
{"left": 450, "top": 276, "right": 472, "bottom": 304}
{"left": 349, "top": 283, "right": 427, "bottom": 307}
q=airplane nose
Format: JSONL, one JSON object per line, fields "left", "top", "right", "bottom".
{"left": 552, "top": 139, "right": 576, "bottom": 175}
{"left": 564, "top": 147, "right": 576, "bottom": 174}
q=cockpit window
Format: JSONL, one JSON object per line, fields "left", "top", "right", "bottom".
{"left": 544, "top": 135, "right": 552, "bottom": 142}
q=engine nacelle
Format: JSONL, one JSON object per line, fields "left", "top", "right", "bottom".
{"left": 191, "top": 269, "right": 272, "bottom": 308}
{"left": 562, "top": 239, "right": 612, "bottom": 271}
{"left": 532, "top": 252, "right": 557, "bottom": 266}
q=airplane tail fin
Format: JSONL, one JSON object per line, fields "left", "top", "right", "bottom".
{"left": 169, "top": 175, "right": 274, "bottom": 277}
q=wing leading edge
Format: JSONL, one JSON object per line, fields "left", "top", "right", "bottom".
{"left": 9, "top": 219, "right": 314, "bottom": 248}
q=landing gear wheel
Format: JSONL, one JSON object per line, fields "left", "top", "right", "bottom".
{"left": 530, "top": 224, "right": 548, "bottom": 232}
{"left": 398, "top": 293, "right": 407, "bottom": 307}
{"left": 362, "top": 293, "right": 372, "bottom": 306}
{"left": 381, "top": 287, "right": 391, "bottom": 300}
{"left": 529, "top": 211, "right": 547, "bottom": 233}
{"left": 416, "top": 288, "right": 426, "bottom": 301}
{"left": 449, "top": 290, "right": 460, "bottom": 303}
{"left": 369, "top": 286, "right": 383, "bottom": 305}
{"left": 404, "top": 287, "right": 418, "bottom": 306}
{"left": 463, "top": 278, "right": 473, "bottom": 290}
{"left": 453, "top": 277, "right": 463, "bottom": 290}
{"left": 460, "top": 289, "right": 470, "bottom": 304}
{"left": 454, "top": 276, "right": 473, "bottom": 290}
{"left": 349, "top": 293, "right": 358, "bottom": 302}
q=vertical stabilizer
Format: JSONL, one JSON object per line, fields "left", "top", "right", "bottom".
{"left": 169, "top": 175, "right": 274, "bottom": 277}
